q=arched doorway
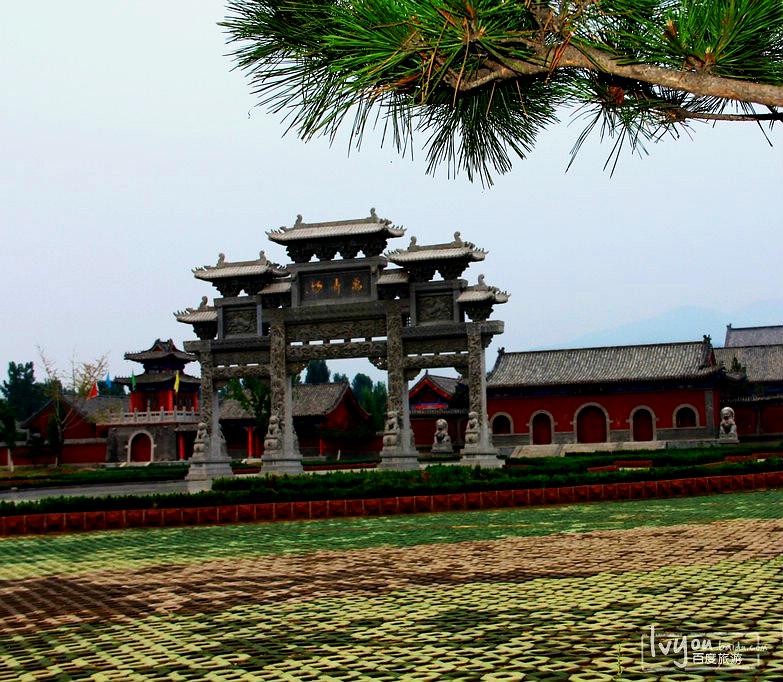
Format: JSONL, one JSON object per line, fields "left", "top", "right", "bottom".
{"left": 491, "top": 414, "right": 512, "bottom": 435}
{"left": 631, "top": 408, "right": 654, "bottom": 441}
{"left": 576, "top": 405, "right": 607, "bottom": 444}
{"left": 531, "top": 412, "right": 553, "bottom": 445}
{"left": 129, "top": 432, "right": 153, "bottom": 462}
{"left": 675, "top": 406, "right": 698, "bottom": 428}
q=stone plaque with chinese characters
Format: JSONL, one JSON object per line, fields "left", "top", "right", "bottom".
{"left": 301, "top": 269, "right": 371, "bottom": 303}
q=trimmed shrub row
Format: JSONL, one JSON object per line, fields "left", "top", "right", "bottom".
{"left": 2, "top": 458, "right": 782, "bottom": 518}
{"left": 0, "top": 464, "right": 189, "bottom": 491}
{"left": 3, "top": 470, "right": 782, "bottom": 536}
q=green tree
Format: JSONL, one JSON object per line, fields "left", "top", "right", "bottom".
{"left": 0, "top": 399, "right": 20, "bottom": 472}
{"left": 351, "top": 373, "right": 373, "bottom": 399}
{"left": 37, "top": 351, "right": 109, "bottom": 467}
{"left": 304, "top": 360, "right": 331, "bottom": 384}
{"left": 224, "top": 0, "right": 783, "bottom": 182}
{"left": 357, "top": 380, "right": 388, "bottom": 432}
{"left": 226, "top": 377, "right": 271, "bottom": 435}
{"left": 1, "top": 361, "right": 46, "bottom": 422}
{"left": 332, "top": 372, "right": 350, "bottom": 384}
{"left": 98, "top": 380, "right": 126, "bottom": 397}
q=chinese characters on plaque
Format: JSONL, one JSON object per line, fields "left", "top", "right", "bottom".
{"left": 302, "top": 270, "right": 370, "bottom": 302}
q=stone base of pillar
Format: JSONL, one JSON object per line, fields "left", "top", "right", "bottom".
{"left": 378, "top": 448, "right": 420, "bottom": 471}
{"left": 458, "top": 452, "right": 505, "bottom": 469}
{"left": 185, "top": 433, "right": 234, "bottom": 482}
{"left": 261, "top": 452, "right": 304, "bottom": 476}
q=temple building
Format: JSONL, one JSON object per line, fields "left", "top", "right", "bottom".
{"left": 408, "top": 373, "right": 467, "bottom": 450}
{"left": 714, "top": 324, "right": 783, "bottom": 438}
{"left": 13, "top": 396, "right": 125, "bottom": 466}
{"left": 486, "top": 337, "right": 726, "bottom": 455}
{"left": 115, "top": 339, "right": 200, "bottom": 413}
{"left": 218, "top": 382, "right": 376, "bottom": 458}
{"left": 95, "top": 339, "right": 201, "bottom": 463}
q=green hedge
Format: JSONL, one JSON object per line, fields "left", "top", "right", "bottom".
{"left": 0, "top": 464, "right": 189, "bottom": 491}
{"left": 2, "top": 458, "right": 781, "bottom": 517}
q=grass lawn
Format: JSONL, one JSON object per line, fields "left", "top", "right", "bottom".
{"left": 1, "top": 491, "right": 782, "bottom": 680}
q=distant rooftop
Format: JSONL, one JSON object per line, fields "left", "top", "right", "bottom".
{"left": 193, "top": 251, "right": 287, "bottom": 281}
{"left": 125, "top": 339, "right": 195, "bottom": 364}
{"left": 387, "top": 232, "right": 486, "bottom": 264}
{"left": 221, "top": 382, "right": 367, "bottom": 420}
{"left": 725, "top": 324, "right": 783, "bottom": 347}
{"left": 715, "top": 345, "right": 783, "bottom": 383}
{"left": 267, "top": 209, "right": 405, "bottom": 243}
{"left": 488, "top": 339, "right": 718, "bottom": 388}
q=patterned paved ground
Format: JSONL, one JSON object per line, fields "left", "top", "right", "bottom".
{"left": 1, "top": 491, "right": 782, "bottom": 681}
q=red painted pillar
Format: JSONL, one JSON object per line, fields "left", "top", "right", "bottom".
{"left": 246, "top": 427, "right": 255, "bottom": 457}
{"left": 166, "top": 390, "right": 174, "bottom": 412}
{"left": 178, "top": 433, "right": 186, "bottom": 461}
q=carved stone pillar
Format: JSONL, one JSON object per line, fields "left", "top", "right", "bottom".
{"left": 379, "top": 307, "right": 419, "bottom": 470}
{"left": 460, "top": 324, "right": 503, "bottom": 468}
{"left": 262, "top": 321, "right": 303, "bottom": 475}
{"left": 186, "top": 353, "right": 234, "bottom": 483}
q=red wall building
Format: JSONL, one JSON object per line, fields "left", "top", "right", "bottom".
{"left": 220, "top": 382, "right": 377, "bottom": 458}
{"left": 4, "top": 396, "right": 126, "bottom": 466}
{"left": 486, "top": 338, "right": 723, "bottom": 454}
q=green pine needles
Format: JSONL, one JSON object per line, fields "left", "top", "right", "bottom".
{"left": 223, "top": 0, "right": 783, "bottom": 184}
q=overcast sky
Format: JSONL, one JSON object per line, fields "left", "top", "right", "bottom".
{"left": 1, "top": 1, "right": 781, "bottom": 385}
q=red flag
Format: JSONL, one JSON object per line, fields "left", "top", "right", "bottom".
{"left": 87, "top": 382, "right": 99, "bottom": 399}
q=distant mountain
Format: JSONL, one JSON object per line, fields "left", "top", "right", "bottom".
{"left": 567, "top": 300, "right": 783, "bottom": 349}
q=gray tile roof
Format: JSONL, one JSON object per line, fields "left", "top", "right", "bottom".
{"left": 457, "top": 277, "right": 510, "bottom": 304}
{"left": 427, "top": 374, "right": 461, "bottom": 396}
{"left": 125, "top": 339, "right": 196, "bottom": 363}
{"left": 193, "top": 251, "right": 287, "bottom": 280}
{"left": 220, "top": 382, "right": 352, "bottom": 420}
{"left": 22, "top": 395, "right": 128, "bottom": 427}
{"left": 377, "top": 269, "right": 409, "bottom": 285}
{"left": 258, "top": 281, "right": 292, "bottom": 295}
{"left": 387, "top": 232, "right": 486, "bottom": 264}
{"left": 175, "top": 308, "right": 217, "bottom": 323}
{"left": 715, "top": 345, "right": 783, "bottom": 383}
{"left": 487, "top": 340, "right": 719, "bottom": 388}
{"left": 725, "top": 324, "right": 783, "bottom": 347}
{"left": 267, "top": 209, "right": 405, "bottom": 243}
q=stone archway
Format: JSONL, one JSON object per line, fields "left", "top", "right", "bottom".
{"left": 177, "top": 211, "right": 510, "bottom": 476}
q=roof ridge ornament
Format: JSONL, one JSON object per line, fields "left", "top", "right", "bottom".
{"left": 217, "top": 253, "right": 225, "bottom": 266}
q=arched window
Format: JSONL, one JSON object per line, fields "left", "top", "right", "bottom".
{"left": 576, "top": 405, "right": 608, "bottom": 443}
{"left": 531, "top": 412, "right": 553, "bottom": 445}
{"left": 675, "top": 406, "right": 698, "bottom": 428}
{"left": 492, "top": 414, "right": 512, "bottom": 435}
{"left": 631, "top": 408, "right": 654, "bottom": 441}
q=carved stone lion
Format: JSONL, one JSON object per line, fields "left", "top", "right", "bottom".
{"left": 718, "top": 406, "right": 739, "bottom": 442}
{"left": 382, "top": 410, "right": 400, "bottom": 448}
{"left": 264, "top": 414, "right": 282, "bottom": 452}
{"left": 464, "top": 411, "right": 480, "bottom": 446}
{"left": 432, "top": 418, "right": 453, "bottom": 454}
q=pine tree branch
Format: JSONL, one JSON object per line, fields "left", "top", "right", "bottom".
{"left": 452, "top": 43, "right": 783, "bottom": 109}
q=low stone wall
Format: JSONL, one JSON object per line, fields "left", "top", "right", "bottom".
{"left": 509, "top": 439, "right": 723, "bottom": 458}
{"left": 2, "top": 470, "right": 781, "bottom": 537}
